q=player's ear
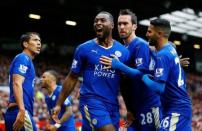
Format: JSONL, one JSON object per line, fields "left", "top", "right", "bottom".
{"left": 111, "top": 22, "right": 114, "bottom": 29}
{"left": 23, "top": 42, "right": 29, "bottom": 48}
{"left": 158, "top": 31, "right": 164, "bottom": 37}
{"left": 132, "top": 24, "right": 137, "bottom": 31}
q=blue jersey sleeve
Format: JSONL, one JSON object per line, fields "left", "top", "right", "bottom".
{"left": 142, "top": 74, "right": 165, "bottom": 94}
{"left": 135, "top": 43, "right": 150, "bottom": 71}
{"left": 112, "top": 58, "right": 142, "bottom": 77}
{"left": 12, "top": 55, "right": 29, "bottom": 77}
{"left": 71, "top": 45, "right": 85, "bottom": 74}
{"left": 154, "top": 54, "right": 171, "bottom": 82}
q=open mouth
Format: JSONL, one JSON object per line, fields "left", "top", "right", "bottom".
{"left": 36, "top": 48, "right": 41, "bottom": 52}
{"left": 119, "top": 31, "right": 126, "bottom": 34}
{"left": 96, "top": 28, "right": 103, "bottom": 32}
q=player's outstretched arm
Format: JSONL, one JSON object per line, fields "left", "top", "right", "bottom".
{"left": 100, "top": 55, "right": 142, "bottom": 77}
{"left": 60, "top": 106, "right": 73, "bottom": 124}
{"left": 142, "top": 74, "right": 165, "bottom": 94}
{"left": 49, "top": 106, "right": 73, "bottom": 130}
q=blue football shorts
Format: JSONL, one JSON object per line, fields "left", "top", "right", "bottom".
{"left": 4, "top": 107, "right": 37, "bottom": 131}
{"left": 79, "top": 98, "right": 120, "bottom": 131}
{"left": 135, "top": 106, "right": 162, "bottom": 131}
{"left": 159, "top": 112, "right": 192, "bottom": 131}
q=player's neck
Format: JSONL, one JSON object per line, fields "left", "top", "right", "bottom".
{"left": 124, "top": 33, "right": 136, "bottom": 45}
{"left": 48, "top": 84, "right": 56, "bottom": 96}
{"left": 96, "top": 37, "right": 113, "bottom": 48}
{"left": 156, "top": 38, "right": 168, "bottom": 51}
{"left": 47, "top": 88, "right": 53, "bottom": 96}
{"left": 23, "top": 49, "right": 35, "bottom": 59}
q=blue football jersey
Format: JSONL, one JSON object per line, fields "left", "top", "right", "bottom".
{"left": 9, "top": 52, "right": 35, "bottom": 115}
{"left": 154, "top": 43, "right": 191, "bottom": 118}
{"left": 45, "top": 85, "right": 75, "bottom": 127}
{"left": 71, "top": 39, "right": 130, "bottom": 105}
{"left": 126, "top": 37, "right": 161, "bottom": 110}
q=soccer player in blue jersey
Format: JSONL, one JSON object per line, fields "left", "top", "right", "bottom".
{"left": 52, "top": 11, "right": 130, "bottom": 131}
{"left": 100, "top": 18, "right": 192, "bottom": 131}
{"left": 145, "top": 18, "right": 192, "bottom": 131}
{"left": 4, "top": 32, "right": 41, "bottom": 131}
{"left": 117, "top": 9, "right": 161, "bottom": 131}
{"left": 41, "top": 70, "right": 76, "bottom": 131}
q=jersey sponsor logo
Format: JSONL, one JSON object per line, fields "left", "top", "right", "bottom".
{"left": 18, "top": 64, "right": 28, "bottom": 74}
{"left": 115, "top": 51, "right": 122, "bottom": 57}
{"left": 94, "top": 64, "right": 116, "bottom": 78}
{"left": 135, "top": 58, "right": 143, "bottom": 66}
{"left": 155, "top": 68, "right": 163, "bottom": 77}
{"left": 71, "top": 59, "right": 78, "bottom": 69}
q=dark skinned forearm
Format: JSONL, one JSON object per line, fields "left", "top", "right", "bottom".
{"left": 56, "top": 72, "right": 78, "bottom": 107}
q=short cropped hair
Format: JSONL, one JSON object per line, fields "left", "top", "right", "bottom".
{"left": 98, "top": 11, "right": 114, "bottom": 23}
{"left": 119, "top": 9, "right": 137, "bottom": 24}
{"left": 150, "top": 18, "right": 171, "bottom": 38}
{"left": 20, "top": 32, "right": 40, "bottom": 49}
{"left": 46, "top": 70, "right": 59, "bottom": 83}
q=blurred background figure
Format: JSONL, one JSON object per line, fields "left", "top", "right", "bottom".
{"left": 41, "top": 70, "right": 76, "bottom": 131}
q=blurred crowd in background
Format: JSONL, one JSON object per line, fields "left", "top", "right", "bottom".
{"left": 0, "top": 54, "right": 202, "bottom": 131}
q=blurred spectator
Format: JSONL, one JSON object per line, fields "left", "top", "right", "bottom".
{"left": 0, "top": 56, "right": 11, "bottom": 86}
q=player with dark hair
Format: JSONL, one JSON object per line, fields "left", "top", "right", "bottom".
{"left": 4, "top": 32, "right": 41, "bottom": 131}
{"left": 52, "top": 11, "right": 129, "bottom": 131}
{"left": 41, "top": 70, "right": 76, "bottom": 131}
{"left": 145, "top": 18, "right": 191, "bottom": 131}
{"left": 117, "top": 9, "right": 161, "bottom": 131}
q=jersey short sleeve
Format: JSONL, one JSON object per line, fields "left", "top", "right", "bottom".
{"left": 12, "top": 55, "right": 30, "bottom": 77}
{"left": 135, "top": 43, "right": 150, "bottom": 71}
{"left": 71, "top": 45, "right": 85, "bottom": 74}
{"left": 154, "top": 54, "right": 171, "bottom": 82}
